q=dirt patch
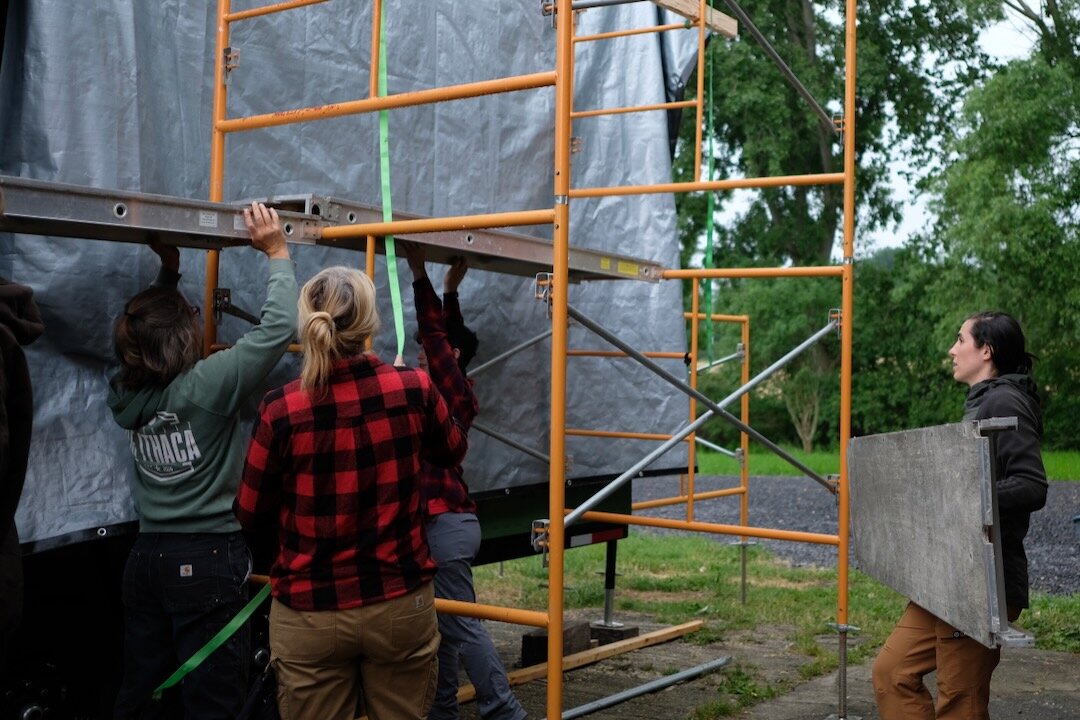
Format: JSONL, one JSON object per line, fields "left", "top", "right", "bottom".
{"left": 733, "top": 575, "right": 830, "bottom": 590}
{"left": 618, "top": 589, "right": 713, "bottom": 604}
{"left": 455, "top": 610, "right": 1080, "bottom": 720}
{"left": 457, "top": 610, "right": 818, "bottom": 719}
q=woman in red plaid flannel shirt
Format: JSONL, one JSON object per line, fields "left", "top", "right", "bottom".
{"left": 237, "top": 266, "right": 467, "bottom": 720}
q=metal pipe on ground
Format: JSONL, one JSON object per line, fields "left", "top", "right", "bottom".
{"left": 552, "top": 656, "right": 732, "bottom": 719}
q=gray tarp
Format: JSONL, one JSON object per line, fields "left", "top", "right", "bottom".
{"left": 1, "top": 1, "right": 696, "bottom": 548}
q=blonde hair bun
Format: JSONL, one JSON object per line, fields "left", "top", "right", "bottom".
{"left": 298, "top": 267, "right": 380, "bottom": 392}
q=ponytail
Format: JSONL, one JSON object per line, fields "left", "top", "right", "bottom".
{"left": 298, "top": 267, "right": 380, "bottom": 394}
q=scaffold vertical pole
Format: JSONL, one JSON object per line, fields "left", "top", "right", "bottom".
{"left": 547, "top": 0, "right": 574, "bottom": 716}
{"left": 205, "top": 0, "right": 232, "bottom": 356}
{"left": 836, "top": 0, "right": 858, "bottom": 714}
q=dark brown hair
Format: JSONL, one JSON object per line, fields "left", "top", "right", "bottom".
{"left": 446, "top": 321, "right": 479, "bottom": 371}
{"left": 966, "top": 311, "right": 1035, "bottom": 376}
{"left": 113, "top": 287, "right": 202, "bottom": 390}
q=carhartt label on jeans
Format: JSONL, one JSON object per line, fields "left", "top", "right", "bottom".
{"left": 416, "top": 594, "right": 424, "bottom": 609}
{"left": 180, "top": 564, "right": 193, "bottom": 577}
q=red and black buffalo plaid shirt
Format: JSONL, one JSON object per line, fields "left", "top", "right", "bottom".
{"left": 413, "top": 277, "right": 479, "bottom": 518}
{"left": 237, "top": 353, "right": 467, "bottom": 611}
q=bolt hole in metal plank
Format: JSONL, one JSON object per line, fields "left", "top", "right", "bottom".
{"left": 848, "top": 421, "right": 1027, "bottom": 648}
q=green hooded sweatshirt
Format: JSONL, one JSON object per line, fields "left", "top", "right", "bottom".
{"left": 108, "top": 258, "right": 297, "bottom": 533}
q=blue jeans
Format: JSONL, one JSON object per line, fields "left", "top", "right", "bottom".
{"left": 427, "top": 513, "right": 527, "bottom": 720}
{"left": 114, "top": 532, "right": 251, "bottom": 720}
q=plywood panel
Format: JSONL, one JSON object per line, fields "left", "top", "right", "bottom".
{"left": 848, "top": 421, "right": 1007, "bottom": 648}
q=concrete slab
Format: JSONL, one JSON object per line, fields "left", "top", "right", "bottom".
{"left": 733, "top": 649, "right": 1080, "bottom": 720}
{"left": 463, "top": 611, "right": 1080, "bottom": 720}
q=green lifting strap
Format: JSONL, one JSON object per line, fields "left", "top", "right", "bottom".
{"left": 379, "top": 9, "right": 406, "bottom": 363}
{"left": 703, "top": 12, "right": 717, "bottom": 363}
{"left": 151, "top": 583, "right": 272, "bottom": 700}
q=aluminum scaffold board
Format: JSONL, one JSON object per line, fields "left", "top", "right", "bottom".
{"left": 0, "top": 175, "right": 664, "bottom": 283}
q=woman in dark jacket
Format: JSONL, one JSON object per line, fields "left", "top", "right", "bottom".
{"left": 872, "top": 311, "right": 1047, "bottom": 720}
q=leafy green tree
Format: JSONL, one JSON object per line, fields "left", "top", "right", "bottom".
{"left": 676, "top": 1, "right": 1001, "bottom": 266}
{"left": 694, "top": 277, "right": 840, "bottom": 451}
{"left": 921, "top": 5, "right": 1080, "bottom": 448}
{"left": 675, "top": 1, "right": 1004, "bottom": 449}
{"left": 849, "top": 246, "right": 963, "bottom": 438}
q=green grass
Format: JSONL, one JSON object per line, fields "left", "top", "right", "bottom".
{"left": 474, "top": 533, "right": 1080, "bottom": 718}
{"left": 476, "top": 536, "right": 902, "bottom": 650}
{"left": 696, "top": 447, "right": 1080, "bottom": 481}
{"left": 1043, "top": 450, "right": 1080, "bottom": 482}
{"left": 686, "top": 665, "right": 780, "bottom": 718}
{"left": 697, "top": 446, "right": 840, "bottom": 477}
{"left": 1017, "top": 593, "right": 1080, "bottom": 648}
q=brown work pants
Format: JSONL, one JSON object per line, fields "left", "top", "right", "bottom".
{"left": 269, "top": 582, "right": 439, "bottom": 720}
{"left": 872, "top": 602, "right": 1001, "bottom": 719}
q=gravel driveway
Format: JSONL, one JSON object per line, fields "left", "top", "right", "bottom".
{"left": 633, "top": 475, "right": 1080, "bottom": 596}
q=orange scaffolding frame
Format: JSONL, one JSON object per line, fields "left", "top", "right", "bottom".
{"left": 202, "top": 1, "right": 858, "bottom": 716}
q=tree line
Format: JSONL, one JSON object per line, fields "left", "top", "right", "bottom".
{"left": 675, "top": 1, "right": 1079, "bottom": 451}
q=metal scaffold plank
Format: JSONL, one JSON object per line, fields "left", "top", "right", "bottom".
{"left": 0, "top": 176, "right": 664, "bottom": 283}
{"left": 0, "top": 176, "right": 266, "bottom": 249}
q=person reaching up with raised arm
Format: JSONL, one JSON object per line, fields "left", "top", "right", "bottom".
{"left": 110, "top": 202, "right": 297, "bottom": 719}
{"left": 402, "top": 241, "right": 528, "bottom": 720}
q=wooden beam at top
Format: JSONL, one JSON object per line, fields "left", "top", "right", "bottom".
{"left": 653, "top": 0, "right": 738, "bottom": 38}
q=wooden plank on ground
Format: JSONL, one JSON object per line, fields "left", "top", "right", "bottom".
{"left": 455, "top": 620, "right": 704, "bottom": 703}
{"left": 653, "top": 0, "right": 738, "bottom": 38}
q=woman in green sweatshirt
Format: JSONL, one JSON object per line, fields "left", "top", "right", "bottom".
{"left": 107, "top": 202, "right": 297, "bottom": 720}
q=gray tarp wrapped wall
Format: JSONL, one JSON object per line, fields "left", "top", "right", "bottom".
{"left": 1, "top": 1, "right": 695, "bottom": 548}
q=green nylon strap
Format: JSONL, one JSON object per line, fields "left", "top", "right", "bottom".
{"left": 378, "top": 9, "right": 406, "bottom": 362}
{"left": 151, "top": 583, "right": 272, "bottom": 700}
{"left": 703, "top": 16, "right": 716, "bottom": 362}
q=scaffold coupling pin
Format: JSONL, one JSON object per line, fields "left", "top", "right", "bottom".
{"left": 531, "top": 518, "right": 550, "bottom": 555}
{"left": 223, "top": 47, "right": 240, "bottom": 82}
{"left": 534, "top": 274, "right": 553, "bottom": 317}
{"left": 213, "top": 288, "right": 261, "bottom": 326}
{"left": 826, "top": 474, "right": 840, "bottom": 496}
{"left": 829, "top": 308, "right": 842, "bottom": 333}
{"left": 827, "top": 622, "right": 861, "bottom": 635}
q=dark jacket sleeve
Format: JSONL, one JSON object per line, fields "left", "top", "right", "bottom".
{"left": 442, "top": 290, "right": 463, "bottom": 327}
{"left": 150, "top": 266, "right": 182, "bottom": 289}
{"left": 412, "top": 278, "right": 478, "bottom": 427}
{"left": 419, "top": 373, "right": 468, "bottom": 469}
{"left": 978, "top": 390, "right": 1048, "bottom": 513}
{"left": 0, "top": 279, "right": 45, "bottom": 529}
